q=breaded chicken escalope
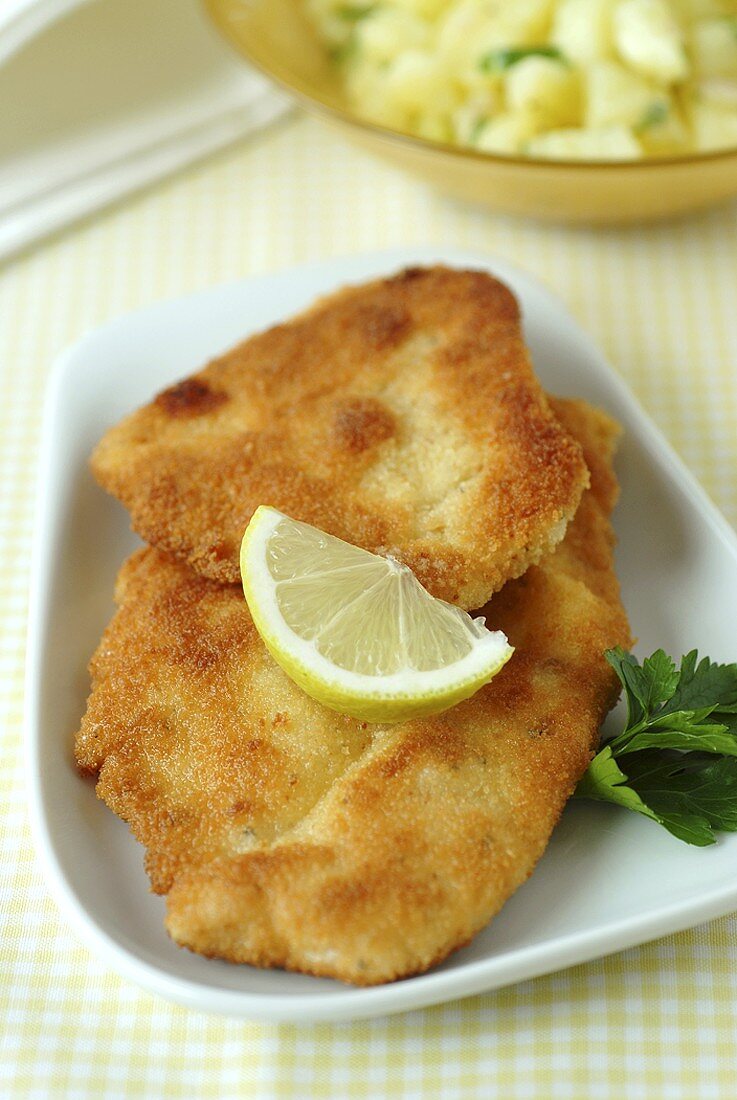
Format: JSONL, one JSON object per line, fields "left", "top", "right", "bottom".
{"left": 75, "top": 398, "right": 631, "bottom": 986}
{"left": 91, "top": 267, "right": 589, "bottom": 609}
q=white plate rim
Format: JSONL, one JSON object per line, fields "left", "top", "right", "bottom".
{"left": 25, "top": 245, "right": 737, "bottom": 1022}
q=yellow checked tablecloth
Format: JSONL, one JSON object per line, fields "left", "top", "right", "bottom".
{"left": 2, "top": 114, "right": 737, "bottom": 1099}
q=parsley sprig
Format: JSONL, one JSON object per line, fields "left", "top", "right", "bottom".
{"left": 575, "top": 648, "right": 737, "bottom": 846}
{"left": 335, "top": 3, "right": 376, "bottom": 21}
{"left": 479, "top": 46, "right": 566, "bottom": 74}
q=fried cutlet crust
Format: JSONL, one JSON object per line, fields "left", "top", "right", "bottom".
{"left": 90, "top": 267, "right": 589, "bottom": 609}
{"left": 75, "top": 398, "right": 631, "bottom": 986}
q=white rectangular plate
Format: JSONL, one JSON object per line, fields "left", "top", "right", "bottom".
{"left": 26, "top": 247, "right": 737, "bottom": 1022}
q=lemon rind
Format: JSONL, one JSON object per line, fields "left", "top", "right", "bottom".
{"left": 240, "top": 505, "right": 513, "bottom": 721}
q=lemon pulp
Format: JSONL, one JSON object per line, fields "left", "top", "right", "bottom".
{"left": 240, "top": 506, "right": 513, "bottom": 723}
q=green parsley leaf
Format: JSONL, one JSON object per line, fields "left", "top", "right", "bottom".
{"left": 605, "top": 646, "right": 649, "bottom": 725}
{"left": 328, "top": 5, "right": 376, "bottom": 63}
{"left": 637, "top": 102, "right": 670, "bottom": 131}
{"left": 627, "top": 752, "right": 737, "bottom": 840}
{"left": 577, "top": 747, "right": 717, "bottom": 846}
{"left": 469, "top": 118, "right": 489, "bottom": 144}
{"left": 641, "top": 649, "right": 680, "bottom": 710}
{"left": 612, "top": 716, "right": 737, "bottom": 758}
{"left": 718, "top": 712, "right": 737, "bottom": 736}
{"left": 479, "top": 46, "right": 566, "bottom": 74}
{"left": 575, "top": 647, "right": 737, "bottom": 845}
{"left": 329, "top": 37, "right": 359, "bottom": 64}
{"left": 336, "top": 3, "right": 376, "bottom": 21}
{"left": 575, "top": 745, "right": 663, "bottom": 823}
{"left": 664, "top": 651, "right": 737, "bottom": 714}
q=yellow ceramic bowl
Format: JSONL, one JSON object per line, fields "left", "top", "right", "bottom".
{"left": 205, "top": 0, "right": 737, "bottom": 226}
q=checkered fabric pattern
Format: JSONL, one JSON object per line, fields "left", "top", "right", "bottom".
{"left": 1, "top": 114, "right": 737, "bottom": 1099}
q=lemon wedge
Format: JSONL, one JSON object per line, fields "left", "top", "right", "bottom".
{"left": 240, "top": 507, "right": 513, "bottom": 723}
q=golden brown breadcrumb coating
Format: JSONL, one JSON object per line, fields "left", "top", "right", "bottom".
{"left": 76, "top": 398, "right": 630, "bottom": 985}
{"left": 91, "top": 267, "right": 589, "bottom": 609}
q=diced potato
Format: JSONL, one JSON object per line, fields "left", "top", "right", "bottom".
{"left": 527, "top": 125, "right": 644, "bottom": 158}
{"left": 306, "top": 0, "right": 737, "bottom": 160}
{"left": 474, "top": 111, "right": 541, "bottom": 155}
{"left": 696, "top": 76, "right": 737, "bottom": 106}
{"left": 381, "top": 50, "right": 449, "bottom": 114}
{"left": 390, "top": 0, "right": 449, "bottom": 17}
{"left": 355, "top": 8, "right": 429, "bottom": 64}
{"left": 452, "top": 89, "right": 504, "bottom": 144}
{"left": 586, "top": 59, "right": 667, "bottom": 128}
{"left": 437, "top": 3, "right": 505, "bottom": 69}
{"left": 496, "top": 0, "right": 558, "bottom": 42}
{"left": 454, "top": 62, "right": 504, "bottom": 97}
{"left": 552, "top": 0, "right": 616, "bottom": 64}
{"left": 690, "top": 18, "right": 737, "bottom": 78}
{"left": 438, "top": 0, "right": 556, "bottom": 69}
{"left": 345, "top": 61, "right": 406, "bottom": 128}
{"left": 691, "top": 99, "right": 737, "bottom": 147}
{"left": 505, "top": 56, "right": 581, "bottom": 127}
{"left": 671, "top": 0, "right": 736, "bottom": 22}
{"left": 614, "top": 0, "right": 690, "bottom": 82}
{"left": 638, "top": 99, "right": 690, "bottom": 152}
{"left": 304, "top": 1, "right": 361, "bottom": 48}
{"left": 415, "top": 112, "right": 455, "bottom": 143}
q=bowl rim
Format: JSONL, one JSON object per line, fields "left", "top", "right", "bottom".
{"left": 205, "top": 0, "right": 737, "bottom": 173}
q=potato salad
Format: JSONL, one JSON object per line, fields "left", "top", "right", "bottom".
{"left": 306, "top": 0, "right": 737, "bottom": 159}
